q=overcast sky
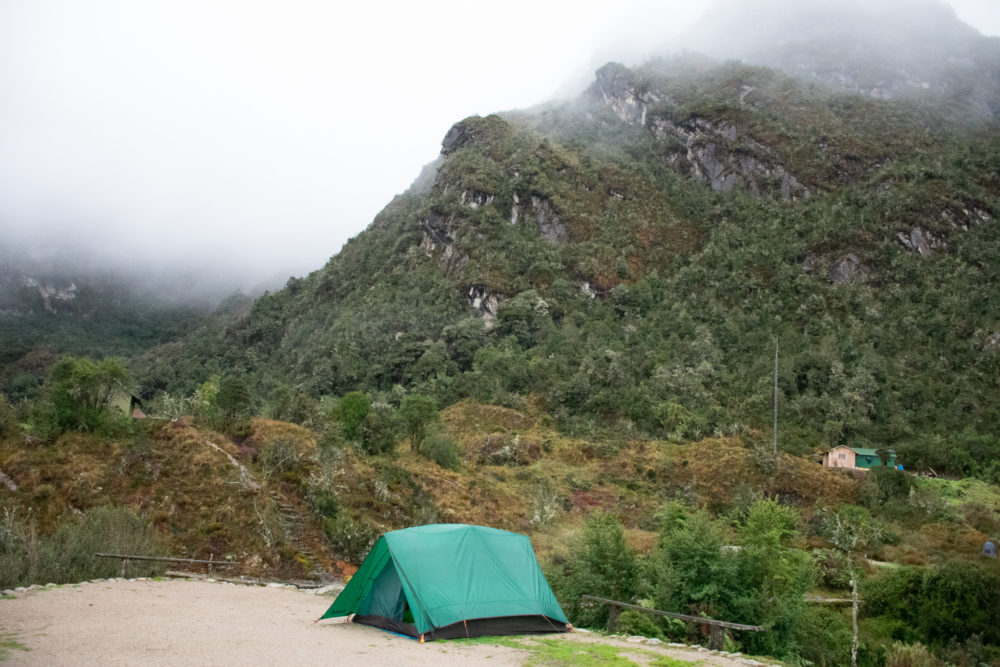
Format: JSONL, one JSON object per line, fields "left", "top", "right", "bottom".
{"left": 1, "top": 0, "right": 997, "bottom": 289}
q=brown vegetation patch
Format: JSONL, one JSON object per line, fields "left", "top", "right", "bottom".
{"left": 669, "top": 438, "right": 859, "bottom": 512}
{"left": 442, "top": 399, "right": 534, "bottom": 434}
{"left": 570, "top": 487, "right": 617, "bottom": 512}
{"left": 0, "top": 418, "right": 330, "bottom": 581}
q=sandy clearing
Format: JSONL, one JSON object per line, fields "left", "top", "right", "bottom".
{"left": 0, "top": 579, "right": 755, "bottom": 666}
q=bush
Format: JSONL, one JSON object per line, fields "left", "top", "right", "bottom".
{"left": 860, "top": 467, "right": 913, "bottom": 507}
{"left": 615, "top": 609, "right": 665, "bottom": 639}
{"left": 793, "top": 606, "right": 853, "bottom": 666}
{"left": 814, "top": 548, "right": 854, "bottom": 590}
{"left": 0, "top": 505, "right": 165, "bottom": 588}
{"left": 918, "top": 561, "right": 1000, "bottom": 647}
{"left": 475, "top": 432, "right": 540, "bottom": 466}
{"left": 862, "top": 561, "right": 1000, "bottom": 652}
{"left": 322, "top": 514, "right": 379, "bottom": 564}
{"left": 358, "top": 408, "right": 397, "bottom": 455}
{"left": 44, "top": 506, "right": 166, "bottom": 583}
{"left": 553, "top": 512, "right": 639, "bottom": 629}
{"left": 267, "top": 386, "right": 322, "bottom": 428}
{"left": 420, "top": 424, "right": 460, "bottom": 470}
{"left": 0, "top": 507, "right": 39, "bottom": 589}
{"left": 257, "top": 438, "right": 302, "bottom": 480}
{"left": 334, "top": 392, "right": 370, "bottom": 441}
{"left": 399, "top": 393, "right": 438, "bottom": 451}
{"left": 884, "top": 642, "right": 942, "bottom": 667}
{"left": 310, "top": 490, "right": 339, "bottom": 520}
{"left": 528, "top": 480, "right": 561, "bottom": 527}
{"left": 39, "top": 356, "right": 130, "bottom": 436}
{"left": 0, "top": 395, "right": 19, "bottom": 438}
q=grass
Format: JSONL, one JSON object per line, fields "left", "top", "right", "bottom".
{"left": 914, "top": 476, "right": 1000, "bottom": 509}
{"left": 456, "top": 635, "right": 703, "bottom": 666}
{"left": 0, "top": 634, "right": 29, "bottom": 661}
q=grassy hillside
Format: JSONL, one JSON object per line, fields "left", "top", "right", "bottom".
{"left": 2, "top": 402, "right": 997, "bottom": 662}
{"left": 5, "top": 402, "right": 994, "bottom": 576}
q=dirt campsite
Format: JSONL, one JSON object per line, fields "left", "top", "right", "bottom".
{"left": 0, "top": 578, "right": 769, "bottom": 666}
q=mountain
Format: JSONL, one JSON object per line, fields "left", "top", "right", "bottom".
{"left": 681, "top": 0, "right": 1000, "bottom": 122}
{"left": 132, "top": 3, "right": 1000, "bottom": 475}
{"left": 0, "top": 249, "right": 223, "bottom": 399}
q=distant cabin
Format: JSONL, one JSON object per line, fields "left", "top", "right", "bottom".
{"left": 822, "top": 445, "right": 896, "bottom": 470}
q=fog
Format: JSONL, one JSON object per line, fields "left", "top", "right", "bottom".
{"left": 0, "top": 1, "right": 996, "bottom": 294}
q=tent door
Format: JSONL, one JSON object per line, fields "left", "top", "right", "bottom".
{"left": 358, "top": 560, "right": 408, "bottom": 621}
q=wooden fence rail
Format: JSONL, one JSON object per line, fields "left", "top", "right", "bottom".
{"left": 580, "top": 594, "right": 764, "bottom": 650}
{"left": 93, "top": 553, "right": 239, "bottom": 576}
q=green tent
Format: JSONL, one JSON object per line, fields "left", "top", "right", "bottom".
{"left": 320, "top": 523, "right": 569, "bottom": 640}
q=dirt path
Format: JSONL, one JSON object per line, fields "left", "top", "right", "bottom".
{"left": 0, "top": 579, "right": 762, "bottom": 666}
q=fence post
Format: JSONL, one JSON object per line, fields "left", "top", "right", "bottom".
{"left": 607, "top": 605, "right": 621, "bottom": 633}
{"left": 709, "top": 625, "right": 725, "bottom": 651}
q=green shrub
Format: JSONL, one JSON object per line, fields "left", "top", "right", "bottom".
{"left": 813, "top": 548, "right": 854, "bottom": 590}
{"left": 793, "top": 606, "right": 853, "bottom": 667}
{"left": 553, "top": 512, "right": 639, "bottom": 629}
{"left": 322, "top": 514, "right": 379, "bottom": 564}
{"left": 44, "top": 506, "right": 166, "bottom": 582}
{"left": 358, "top": 408, "right": 398, "bottom": 455}
{"left": 0, "top": 395, "right": 19, "bottom": 438}
{"left": 399, "top": 393, "right": 438, "bottom": 451}
{"left": 0, "top": 505, "right": 165, "bottom": 588}
{"left": 310, "top": 490, "right": 339, "bottom": 520}
{"left": 615, "top": 609, "right": 665, "bottom": 639}
{"left": 38, "top": 356, "right": 131, "bottom": 436}
{"left": 334, "top": 392, "right": 370, "bottom": 441}
{"left": 861, "top": 467, "right": 913, "bottom": 507}
{"left": 528, "top": 480, "right": 561, "bottom": 527}
{"left": 420, "top": 424, "right": 460, "bottom": 470}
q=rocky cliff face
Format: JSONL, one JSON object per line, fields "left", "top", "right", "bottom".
{"left": 0, "top": 262, "right": 79, "bottom": 316}
{"left": 586, "top": 63, "right": 810, "bottom": 200}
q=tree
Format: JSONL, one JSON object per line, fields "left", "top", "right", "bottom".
{"left": 823, "top": 506, "right": 885, "bottom": 667}
{"left": 357, "top": 407, "right": 397, "bottom": 455}
{"left": 216, "top": 376, "right": 253, "bottom": 423}
{"left": 555, "top": 512, "right": 638, "bottom": 628}
{"left": 334, "top": 391, "right": 370, "bottom": 441}
{"left": 215, "top": 375, "right": 254, "bottom": 439}
{"left": 732, "top": 501, "right": 815, "bottom": 657}
{"left": 647, "top": 502, "right": 730, "bottom": 616}
{"left": 45, "top": 356, "right": 130, "bottom": 433}
{"left": 647, "top": 500, "right": 814, "bottom": 658}
{"left": 399, "top": 393, "right": 439, "bottom": 452}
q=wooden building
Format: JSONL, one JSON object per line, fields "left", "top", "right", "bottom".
{"left": 822, "top": 445, "right": 896, "bottom": 470}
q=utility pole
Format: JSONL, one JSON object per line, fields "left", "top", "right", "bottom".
{"left": 773, "top": 340, "right": 779, "bottom": 455}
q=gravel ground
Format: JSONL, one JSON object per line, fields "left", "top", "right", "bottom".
{"left": 0, "top": 579, "right": 761, "bottom": 666}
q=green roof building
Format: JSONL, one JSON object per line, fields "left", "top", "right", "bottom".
{"left": 822, "top": 445, "right": 896, "bottom": 470}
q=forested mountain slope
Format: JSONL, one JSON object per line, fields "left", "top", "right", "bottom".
{"left": 136, "top": 47, "right": 1000, "bottom": 471}
{"left": 0, "top": 251, "right": 220, "bottom": 400}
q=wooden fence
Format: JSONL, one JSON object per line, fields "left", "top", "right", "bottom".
{"left": 93, "top": 553, "right": 238, "bottom": 577}
{"left": 580, "top": 594, "right": 764, "bottom": 650}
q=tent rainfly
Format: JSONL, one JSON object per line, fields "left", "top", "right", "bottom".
{"left": 319, "top": 523, "right": 569, "bottom": 641}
